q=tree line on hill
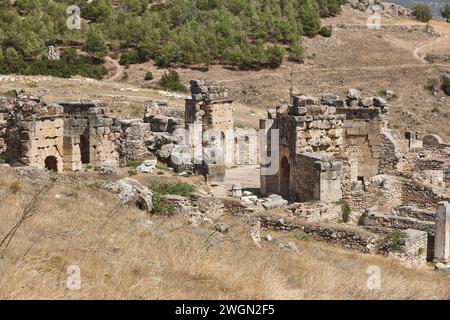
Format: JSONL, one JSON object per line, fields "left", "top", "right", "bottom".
{"left": 0, "top": 0, "right": 343, "bottom": 78}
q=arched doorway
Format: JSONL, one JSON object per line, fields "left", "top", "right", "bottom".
{"left": 44, "top": 156, "right": 58, "bottom": 172}
{"left": 80, "top": 135, "right": 90, "bottom": 164}
{"left": 280, "top": 156, "right": 290, "bottom": 199}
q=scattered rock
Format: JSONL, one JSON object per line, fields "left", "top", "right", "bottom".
{"left": 347, "top": 88, "right": 362, "bottom": 100}
{"left": 105, "top": 178, "right": 153, "bottom": 213}
{"left": 277, "top": 240, "right": 300, "bottom": 255}
{"left": 260, "top": 194, "right": 288, "bottom": 210}
{"left": 250, "top": 228, "right": 261, "bottom": 247}
{"left": 136, "top": 159, "right": 157, "bottom": 173}
{"left": 435, "top": 263, "right": 450, "bottom": 271}
{"left": 99, "top": 165, "right": 119, "bottom": 176}
{"left": 214, "top": 223, "right": 230, "bottom": 234}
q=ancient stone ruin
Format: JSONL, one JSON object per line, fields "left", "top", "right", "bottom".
{"left": 1, "top": 83, "right": 449, "bottom": 270}
{"left": 2, "top": 92, "right": 120, "bottom": 172}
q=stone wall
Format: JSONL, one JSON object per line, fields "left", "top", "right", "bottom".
{"left": 260, "top": 95, "right": 346, "bottom": 202}
{"left": 291, "top": 153, "right": 343, "bottom": 202}
{"left": 337, "top": 89, "right": 388, "bottom": 180}
{"left": 59, "top": 101, "right": 120, "bottom": 170}
{"left": 258, "top": 214, "right": 380, "bottom": 253}
{"left": 395, "top": 205, "right": 435, "bottom": 222}
{"left": 5, "top": 95, "right": 65, "bottom": 171}
{"left": 379, "top": 131, "right": 403, "bottom": 173}
{"left": 4, "top": 95, "right": 121, "bottom": 172}
{"left": 362, "top": 209, "right": 435, "bottom": 235}
{"left": 185, "top": 80, "right": 234, "bottom": 173}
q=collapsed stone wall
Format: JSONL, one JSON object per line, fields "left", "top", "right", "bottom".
{"left": 258, "top": 214, "right": 380, "bottom": 253}
{"left": 117, "top": 101, "right": 183, "bottom": 165}
{"left": 362, "top": 209, "right": 435, "bottom": 235}
{"left": 379, "top": 131, "right": 404, "bottom": 173}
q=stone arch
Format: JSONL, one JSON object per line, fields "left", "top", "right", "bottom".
{"left": 280, "top": 156, "right": 290, "bottom": 199}
{"left": 44, "top": 156, "right": 58, "bottom": 172}
{"left": 423, "top": 134, "right": 443, "bottom": 149}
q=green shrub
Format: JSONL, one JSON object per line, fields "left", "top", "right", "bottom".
{"left": 119, "top": 51, "right": 140, "bottom": 66}
{"left": 425, "top": 78, "right": 440, "bottom": 92}
{"left": 9, "top": 181, "right": 21, "bottom": 193}
{"left": 265, "top": 45, "right": 285, "bottom": 68}
{"left": 412, "top": 4, "right": 432, "bottom": 22}
{"left": 15, "top": 49, "right": 108, "bottom": 80}
{"left": 152, "top": 193, "right": 176, "bottom": 216}
{"left": 159, "top": 70, "right": 188, "bottom": 93}
{"left": 441, "top": 75, "right": 450, "bottom": 96}
{"left": 318, "top": 26, "right": 332, "bottom": 37}
{"left": 148, "top": 181, "right": 195, "bottom": 197}
{"left": 383, "top": 230, "right": 407, "bottom": 251}
{"left": 431, "top": 104, "right": 440, "bottom": 113}
{"left": 337, "top": 199, "right": 351, "bottom": 223}
{"left": 1, "top": 90, "right": 18, "bottom": 98}
{"left": 126, "top": 160, "right": 142, "bottom": 169}
{"left": 144, "top": 71, "right": 154, "bottom": 81}
{"left": 128, "top": 169, "right": 137, "bottom": 176}
{"left": 289, "top": 42, "right": 305, "bottom": 63}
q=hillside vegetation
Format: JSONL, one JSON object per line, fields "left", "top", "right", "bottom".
{"left": 0, "top": 0, "right": 343, "bottom": 77}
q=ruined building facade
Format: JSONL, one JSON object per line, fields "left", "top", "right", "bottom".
{"left": 260, "top": 90, "right": 390, "bottom": 203}
{"left": 183, "top": 80, "right": 258, "bottom": 182}
{"left": 2, "top": 93, "right": 120, "bottom": 172}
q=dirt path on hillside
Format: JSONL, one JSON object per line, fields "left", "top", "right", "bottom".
{"left": 105, "top": 56, "right": 124, "bottom": 82}
{"left": 413, "top": 32, "right": 448, "bottom": 63}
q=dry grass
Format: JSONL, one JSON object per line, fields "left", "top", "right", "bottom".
{"left": 0, "top": 167, "right": 448, "bottom": 300}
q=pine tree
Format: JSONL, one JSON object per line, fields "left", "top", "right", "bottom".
{"left": 289, "top": 41, "right": 304, "bottom": 62}
{"left": 4, "top": 47, "right": 24, "bottom": 73}
{"left": 299, "top": 0, "right": 321, "bottom": 36}
{"left": 85, "top": 27, "right": 107, "bottom": 59}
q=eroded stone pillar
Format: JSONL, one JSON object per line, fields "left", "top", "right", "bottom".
{"left": 434, "top": 201, "right": 450, "bottom": 264}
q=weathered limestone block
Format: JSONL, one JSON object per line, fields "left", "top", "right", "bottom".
{"left": 293, "top": 95, "right": 318, "bottom": 107}
{"left": 347, "top": 88, "right": 362, "bottom": 100}
{"left": 434, "top": 201, "right": 450, "bottom": 264}
{"left": 105, "top": 178, "right": 153, "bottom": 213}
{"left": 396, "top": 205, "right": 435, "bottom": 221}
{"left": 321, "top": 94, "right": 340, "bottom": 106}
{"left": 382, "top": 228, "right": 429, "bottom": 267}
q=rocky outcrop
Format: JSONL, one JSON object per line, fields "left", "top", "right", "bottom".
{"left": 105, "top": 178, "right": 153, "bottom": 213}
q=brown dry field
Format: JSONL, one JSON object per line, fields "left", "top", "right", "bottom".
{"left": 0, "top": 167, "right": 449, "bottom": 299}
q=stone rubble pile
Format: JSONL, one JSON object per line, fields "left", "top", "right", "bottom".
{"left": 190, "top": 80, "right": 229, "bottom": 101}
{"left": 105, "top": 178, "right": 153, "bottom": 214}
